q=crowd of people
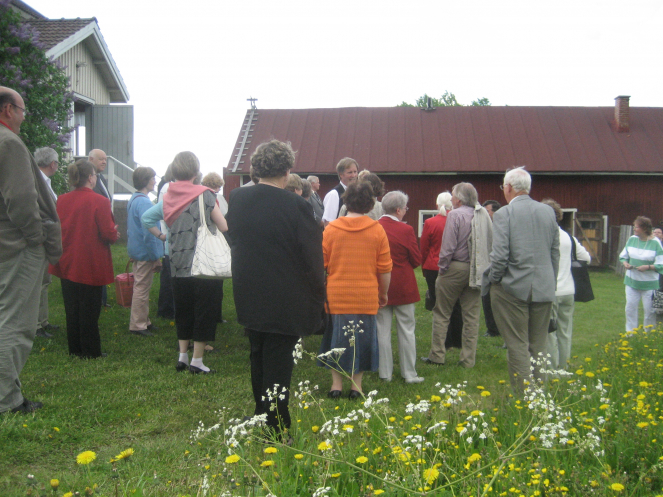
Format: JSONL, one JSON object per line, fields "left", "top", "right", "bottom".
{"left": 1, "top": 82, "right": 660, "bottom": 433}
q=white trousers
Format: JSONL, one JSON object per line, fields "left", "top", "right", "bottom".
{"left": 376, "top": 304, "right": 418, "bottom": 380}
{"left": 625, "top": 286, "right": 655, "bottom": 332}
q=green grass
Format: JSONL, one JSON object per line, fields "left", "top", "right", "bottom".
{"left": 0, "top": 245, "right": 633, "bottom": 496}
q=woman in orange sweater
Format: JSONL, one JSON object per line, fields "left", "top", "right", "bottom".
{"left": 319, "top": 182, "right": 392, "bottom": 399}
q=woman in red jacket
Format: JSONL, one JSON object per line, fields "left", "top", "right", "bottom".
{"left": 50, "top": 160, "right": 118, "bottom": 358}
{"left": 376, "top": 191, "right": 423, "bottom": 384}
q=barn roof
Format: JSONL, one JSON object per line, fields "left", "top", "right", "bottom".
{"left": 227, "top": 105, "right": 663, "bottom": 175}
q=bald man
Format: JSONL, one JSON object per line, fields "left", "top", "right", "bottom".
{"left": 0, "top": 86, "right": 62, "bottom": 413}
{"left": 89, "top": 149, "right": 110, "bottom": 199}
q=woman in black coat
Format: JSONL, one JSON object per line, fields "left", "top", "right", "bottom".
{"left": 226, "top": 140, "right": 325, "bottom": 438}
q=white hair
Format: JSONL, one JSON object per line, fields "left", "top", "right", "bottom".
{"left": 382, "top": 191, "right": 408, "bottom": 214}
{"left": 504, "top": 166, "right": 531, "bottom": 193}
{"left": 436, "top": 191, "right": 452, "bottom": 216}
{"left": 34, "top": 147, "right": 58, "bottom": 169}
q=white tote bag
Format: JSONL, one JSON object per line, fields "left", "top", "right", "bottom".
{"left": 190, "top": 194, "right": 232, "bottom": 279}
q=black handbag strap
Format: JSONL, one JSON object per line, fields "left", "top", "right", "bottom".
{"left": 569, "top": 232, "right": 578, "bottom": 262}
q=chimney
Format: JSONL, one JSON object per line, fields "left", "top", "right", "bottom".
{"left": 614, "top": 95, "right": 630, "bottom": 133}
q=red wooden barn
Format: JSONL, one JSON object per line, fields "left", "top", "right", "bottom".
{"left": 224, "top": 97, "right": 663, "bottom": 266}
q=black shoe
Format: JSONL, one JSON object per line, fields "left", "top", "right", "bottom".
{"left": 175, "top": 361, "right": 188, "bottom": 372}
{"left": 421, "top": 357, "right": 444, "bottom": 365}
{"left": 103, "top": 303, "right": 112, "bottom": 308}
{"left": 424, "top": 290, "right": 435, "bottom": 311}
{"left": 147, "top": 324, "right": 159, "bottom": 331}
{"left": 35, "top": 328, "right": 53, "bottom": 338}
{"left": 484, "top": 331, "right": 499, "bottom": 338}
{"left": 101, "top": 353, "right": 108, "bottom": 358}
{"left": 10, "top": 398, "right": 43, "bottom": 413}
{"left": 43, "top": 324, "right": 60, "bottom": 331}
{"left": 130, "top": 329, "right": 154, "bottom": 337}
{"left": 327, "top": 390, "right": 342, "bottom": 399}
{"left": 189, "top": 365, "right": 216, "bottom": 374}
{"left": 348, "top": 390, "right": 362, "bottom": 400}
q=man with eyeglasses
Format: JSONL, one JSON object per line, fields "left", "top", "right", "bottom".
{"left": 0, "top": 86, "right": 62, "bottom": 414}
{"left": 484, "top": 167, "right": 559, "bottom": 394}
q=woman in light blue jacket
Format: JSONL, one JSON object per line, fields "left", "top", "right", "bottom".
{"left": 127, "top": 167, "right": 164, "bottom": 336}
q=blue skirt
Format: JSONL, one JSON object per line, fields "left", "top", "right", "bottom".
{"left": 318, "top": 314, "right": 378, "bottom": 374}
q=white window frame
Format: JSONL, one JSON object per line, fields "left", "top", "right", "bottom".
{"left": 418, "top": 210, "right": 439, "bottom": 237}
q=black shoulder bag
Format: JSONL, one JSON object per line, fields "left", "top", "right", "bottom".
{"left": 570, "top": 234, "right": 594, "bottom": 302}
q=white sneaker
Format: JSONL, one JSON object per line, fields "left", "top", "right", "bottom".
{"left": 404, "top": 376, "right": 424, "bottom": 384}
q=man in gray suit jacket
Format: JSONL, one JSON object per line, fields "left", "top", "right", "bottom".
{"left": 485, "top": 167, "right": 559, "bottom": 393}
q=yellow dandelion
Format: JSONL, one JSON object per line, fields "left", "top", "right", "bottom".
{"left": 225, "top": 454, "right": 240, "bottom": 464}
{"left": 467, "top": 453, "right": 482, "bottom": 463}
{"left": 260, "top": 460, "right": 274, "bottom": 467}
{"left": 374, "top": 491, "right": 385, "bottom": 495}
{"left": 264, "top": 447, "right": 278, "bottom": 454}
{"left": 311, "top": 425, "right": 319, "bottom": 433}
{"left": 50, "top": 479, "right": 59, "bottom": 489}
{"left": 599, "top": 404, "right": 609, "bottom": 410}
{"left": 63, "top": 493, "right": 73, "bottom": 497}
{"left": 331, "top": 472, "right": 341, "bottom": 478}
{"left": 404, "top": 415, "right": 412, "bottom": 421}
{"left": 423, "top": 467, "right": 440, "bottom": 484}
{"left": 318, "top": 441, "right": 332, "bottom": 451}
{"left": 481, "top": 390, "right": 491, "bottom": 397}
{"left": 389, "top": 416, "right": 396, "bottom": 422}
{"left": 585, "top": 372, "right": 595, "bottom": 378}
{"left": 53, "top": 427, "right": 60, "bottom": 432}
{"left": 470, "top": 410, "right": 482, "bottom": 416}
{"left": 431, "top": 395, "right": 442, "bottom": 402}
{"left": 373, "top": 447, "right": 382, "bottom": 455}
{"left": 76, "top": 451, "right": 96, "bottom": 465}
{"left": 113, "top": 448, "right": 134, "bottom": 461}
{"left": 294, "top": 454, "right": 304, "bottom": 460}
{"left": 610, "top": 483, "right": 624, "bottom": 491}
{"left": 637, "top": 422, "right": 650, "bottom": 428}
{"left": 356, "top": 456, "right": 368, "bottom": 464}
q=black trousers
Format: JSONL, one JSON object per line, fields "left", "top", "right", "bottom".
{"left": 247, "top": 329, "right": 300, "bottom": 432}
{"left": 61, "top": 279, "right": 103, "bottom": 358}
{"left": 157, "top": 256, "right": 176, "bottom": 319}
{"left": 172, "top": 277, "right": 218, "bottom": 342}
{"left": 215, "top": 280, "right": 224, "bottom": 322}
{"left": 482, "top": 292, "right": 500, "bottom": 336}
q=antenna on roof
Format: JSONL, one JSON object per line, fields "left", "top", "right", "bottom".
{"left": 247, "top": 97, "right": 258, "bottom": 109}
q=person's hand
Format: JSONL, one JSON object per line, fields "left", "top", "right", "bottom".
{"left": 623, "top": 261, "right": 633, "bottom": 270}
{"left": 154, "top": 260, "right": 163, "bottom": 273}
{"left": 378, "top": 293, "right": 388, "bottom": 307}
{"left": 636, "top": 265, "right": 650, "bottom": 272}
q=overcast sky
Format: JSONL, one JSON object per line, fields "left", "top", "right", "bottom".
{"left": 26, "top": 0, "right": 663, "bottom": 178}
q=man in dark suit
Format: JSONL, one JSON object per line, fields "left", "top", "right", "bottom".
{"left": 321, "top": 158, "right": 358, "bottom": 226}
{"left": 89, "top": 148, "right": 112, "bottom": 306}
{"left": 481, "top": 199, "right": 502, "bottom": 338}
{"left": 307, "top": 175, "right": 324, "bottom": 225}
{"left": 485, "top": 167, "right": 559, "bottom": 393}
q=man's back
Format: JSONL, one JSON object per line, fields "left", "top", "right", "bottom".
{"left": 490, "top": 195, "right": 559, "bottom": 302}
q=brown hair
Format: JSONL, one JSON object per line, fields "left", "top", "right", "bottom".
{"left": 360, "top": 172, "right": 385, "bottom": 197}
{"left": 67, "top": 159, "right": 96, "bottom": 189}
{"left": 635, "top": 216, "right": 653, "bottom": 236}
{"left": 336, "top": 157, "right": 358, "bottom": 176}
{"left": 202, "top": 172, "right": 224, "bottom": 190}
{"left": 285, "top": 173, "right": 303, "bottom": 193}
{"left": 541, "top": 198, "right": 563, "bottom": 223}
{"left": 251, "top": 140, "right": 296, "bottom": 179}
{"left": 171, "top": 151, "right": 200, "bottom": 181}
{"left": 132, "top": 166, "right": 157, "bottom": 191}
{"left": 342, "top": 181, "right": 375, "bottom": 214}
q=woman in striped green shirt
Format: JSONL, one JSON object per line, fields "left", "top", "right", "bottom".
{"left": 619, "top": 216, "right": 663, "bottom": 332}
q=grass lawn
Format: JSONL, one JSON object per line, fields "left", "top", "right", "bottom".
{"left": 0, "top": 244, "right": 635, "bottom": 496}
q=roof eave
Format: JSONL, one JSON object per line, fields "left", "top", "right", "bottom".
{"left": 45, "top": 20, "right": 130, "bottom": 103}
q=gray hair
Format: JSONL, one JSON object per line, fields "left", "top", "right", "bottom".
{"left": 436, "top": 191, "right": 452, "bottom": 215}
{"left": 301, "top": 178, "right": 312, "bottom": 198}
{"left": 504, "top": 166, "right": 531, "bottom": 193}
{"left": 307, "top": 175, "right": 319, "bottom": 183}
{"left": 34, "top": 147, "right": 58, "bottom": 169}
{"left": 452, "top": 182, "right": 478, "bottom": 207}
{"left": 382, "top": 190, "right": 408, "bottom": 214}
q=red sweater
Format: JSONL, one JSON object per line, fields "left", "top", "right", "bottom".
{"left": 49, "top": 188, "right": 118, "bottom": 286}
{"left": 379, "top": 217, "right": 421, "bottom": 306}
{"left": 420, "top": 214, "right": 447, "bottom": 271}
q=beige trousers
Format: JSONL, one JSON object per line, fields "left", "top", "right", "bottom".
{"left": 428, "top": 261, "right": 480, "bottom": 367}
{"left": 490, "top": 283, "right": 552, "bottom": 393}
{"left": 129, "top": 260, "right": 159, "bottom": 331}
{"left": 377, "top": 303, "right": 418, "bottom": 380}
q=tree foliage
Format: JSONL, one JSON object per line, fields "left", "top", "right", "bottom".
{"left": 0, "top": 2, "right": 74, "bottom": 193}
{"left": 399, "top": 91, "right": 491, "bottom": 108}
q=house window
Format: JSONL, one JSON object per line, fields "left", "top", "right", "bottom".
{"left": 417, "top": 210, "right": 439, "bottom": 237}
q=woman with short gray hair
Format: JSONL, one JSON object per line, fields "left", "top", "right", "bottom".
{"left": 376, "top": 191, "right": 424, "bottom": 383}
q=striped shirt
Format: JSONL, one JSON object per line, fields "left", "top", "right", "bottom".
{"left": 619, "top": 236, "right": 663, "bottom": 290}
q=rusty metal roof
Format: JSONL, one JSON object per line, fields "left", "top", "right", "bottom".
{"left": 227, "top": 106, "right": 663, "bottom": 175}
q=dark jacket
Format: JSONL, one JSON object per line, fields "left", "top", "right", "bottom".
{"left": 227, "top": 184, "right": 325, "bottom": 336}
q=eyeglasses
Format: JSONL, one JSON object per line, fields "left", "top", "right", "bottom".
{"left": 499, "top": 184, "right": 508, "bottom": 191}
{"left": 11, "top": 103, "right": 26, "bottom": 114}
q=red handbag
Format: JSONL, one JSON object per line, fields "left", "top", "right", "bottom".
{"left": 114, "top": 260, "right": 134, "bottom": 308}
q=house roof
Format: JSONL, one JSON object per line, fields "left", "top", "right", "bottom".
{"left": 227, "top": 106, "right": 663, "bottom": 175}
{"left": 24, "top": 18, "right": 130, "bottom": 103}
{"left": 9, "top": 0, "right": 46, "bottom": 19}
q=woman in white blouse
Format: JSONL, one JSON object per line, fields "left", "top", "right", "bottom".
{"left": 542, "top": 199, "right": 591, "bottom": 370}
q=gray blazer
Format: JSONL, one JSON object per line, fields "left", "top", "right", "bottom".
{"left": 485, "top": 195, "right": 559, "bottom": 302}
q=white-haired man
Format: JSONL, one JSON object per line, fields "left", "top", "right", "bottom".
{"left": 307, "top": 175, "right": 324, "bottom": 223}
{"left": 34, "top": 147, "right": 60, "bottom": 338}
{"left": 423, "top": 182, "right": 492, "bottom": 369}
{"left": 485, "top": 167, "right": 559, "bottom": 393}
{"left": 0, "top": 87, "right": 61, "bottom": 413}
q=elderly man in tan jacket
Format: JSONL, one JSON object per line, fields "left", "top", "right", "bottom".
{"left": 0, "top": 86, "right": 62, "bottom": 414}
